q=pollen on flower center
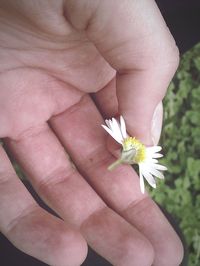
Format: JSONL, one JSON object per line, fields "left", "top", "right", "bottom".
{"left": 122, "top": 137, "right": 146, "bottom": 163}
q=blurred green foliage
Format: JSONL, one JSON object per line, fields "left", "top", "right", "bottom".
{"left": 150, "top": 43, "right": 200, "bottom": 266}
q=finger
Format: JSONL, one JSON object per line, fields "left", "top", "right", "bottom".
{"left": 92, "top": 78, "right": 118, "bottom": 118}
{"left": 0, "top": 145, "right": 87, "bottom": 266}
{"left": 6, "top": 122, "right": 154, "bottom": 266}
{"left": 65, "top": 0, "right": 179, "bottom": 145}
{"left": 93, "top": 79, "right": 163, "bottom": 146}
{"left": 50, "top": 95, "right": 184, "bottom": 266}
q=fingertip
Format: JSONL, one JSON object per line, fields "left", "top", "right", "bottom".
{"left": 7, "top": 208, "right": 88, "bottom": 266}
{"left": 55, "top": 228, "right": 88, "bottom": 266}
{"left": 120, "top": 100, "right": 163, "bottom": 147}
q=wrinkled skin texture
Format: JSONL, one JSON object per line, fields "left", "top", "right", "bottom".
{"left": 0, "top": 1, "right": 183, "bottom": 266}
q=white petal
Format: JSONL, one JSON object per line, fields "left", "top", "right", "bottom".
{"left": 120, "top": 116, "right": 127, "bottom": 139}
{"left": 111, "top": 118, "right": 124, "bottom": 142}
{"left": 101, "top": 125, "right": 122, "bottom": 144}
{"left": 139, "top": 169, "right": 145, "bottom": 194}
{"left": 105, "top": 119, "right": 112, "bottom": 128}
{"left": 147, "top": 146, "right": 162, "bottom": 153}
{"left": 145, "top": 158, "right": 158, "bottom": 164}
{"left": 111, "top": 117, "right": 120, "bottom": 132}
{"left": 102, "top": 124, "right": 114, "bottom": 136}
{"left": 152, "top": 153, "right": 163, "bottom": 158}
{"left": 153, "top": 164, "right": 168, "bottom": 171}
{"left": 141, "top": 168, "right": 156, "bottom": 188}
{"left": 147, "top": 166, "right": 165, "bottom": 179}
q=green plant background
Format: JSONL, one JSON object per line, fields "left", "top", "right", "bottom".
{"left": 1, "top": 43, "right": 200, "bottom": 266}
{"left": 149, "top": 43, "right": 200, "bottom": 266}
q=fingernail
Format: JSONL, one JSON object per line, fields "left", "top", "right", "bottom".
{"left": 151, "top": 102, "right": 163, "bottom": 145}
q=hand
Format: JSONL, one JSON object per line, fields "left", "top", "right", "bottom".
{"left": 0, "top": 1, "right": 183, "bottom": 265}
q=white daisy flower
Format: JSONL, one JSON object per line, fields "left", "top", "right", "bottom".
{"left": 102, "top": 116, "right": 167, "bottom": 193}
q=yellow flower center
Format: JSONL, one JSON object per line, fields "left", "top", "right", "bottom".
{"left": 122, "top": 137, "right": 146, "bottom": 163}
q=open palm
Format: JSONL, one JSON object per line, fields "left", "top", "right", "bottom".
{"left": 0, "top": 1, "right": 183, "bottom": 266}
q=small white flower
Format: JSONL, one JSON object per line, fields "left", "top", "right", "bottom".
{"left": 102, "top": 116, "right": 167, "bottom": 193}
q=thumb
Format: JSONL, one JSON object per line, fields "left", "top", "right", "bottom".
{"left": 65, "top": 0, "right": 179, "bottom": 145}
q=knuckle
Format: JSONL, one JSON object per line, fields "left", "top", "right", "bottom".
{"left": 168, "top": 43, "right": 180, "bottom": 71}
{"left": 163, "top": 41, "right": 180, "bottom": 71}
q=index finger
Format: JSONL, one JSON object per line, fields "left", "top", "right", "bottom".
{"left": 64, "top": 0, "right": 179, "bottom": 145}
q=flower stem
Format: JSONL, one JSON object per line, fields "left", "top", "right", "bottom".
{"left": 108, "top": 159, "right": 123, "bottom": 171}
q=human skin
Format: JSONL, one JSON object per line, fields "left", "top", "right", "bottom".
{"left": 0, "top": 1, "right": 183, "bottom": 266}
